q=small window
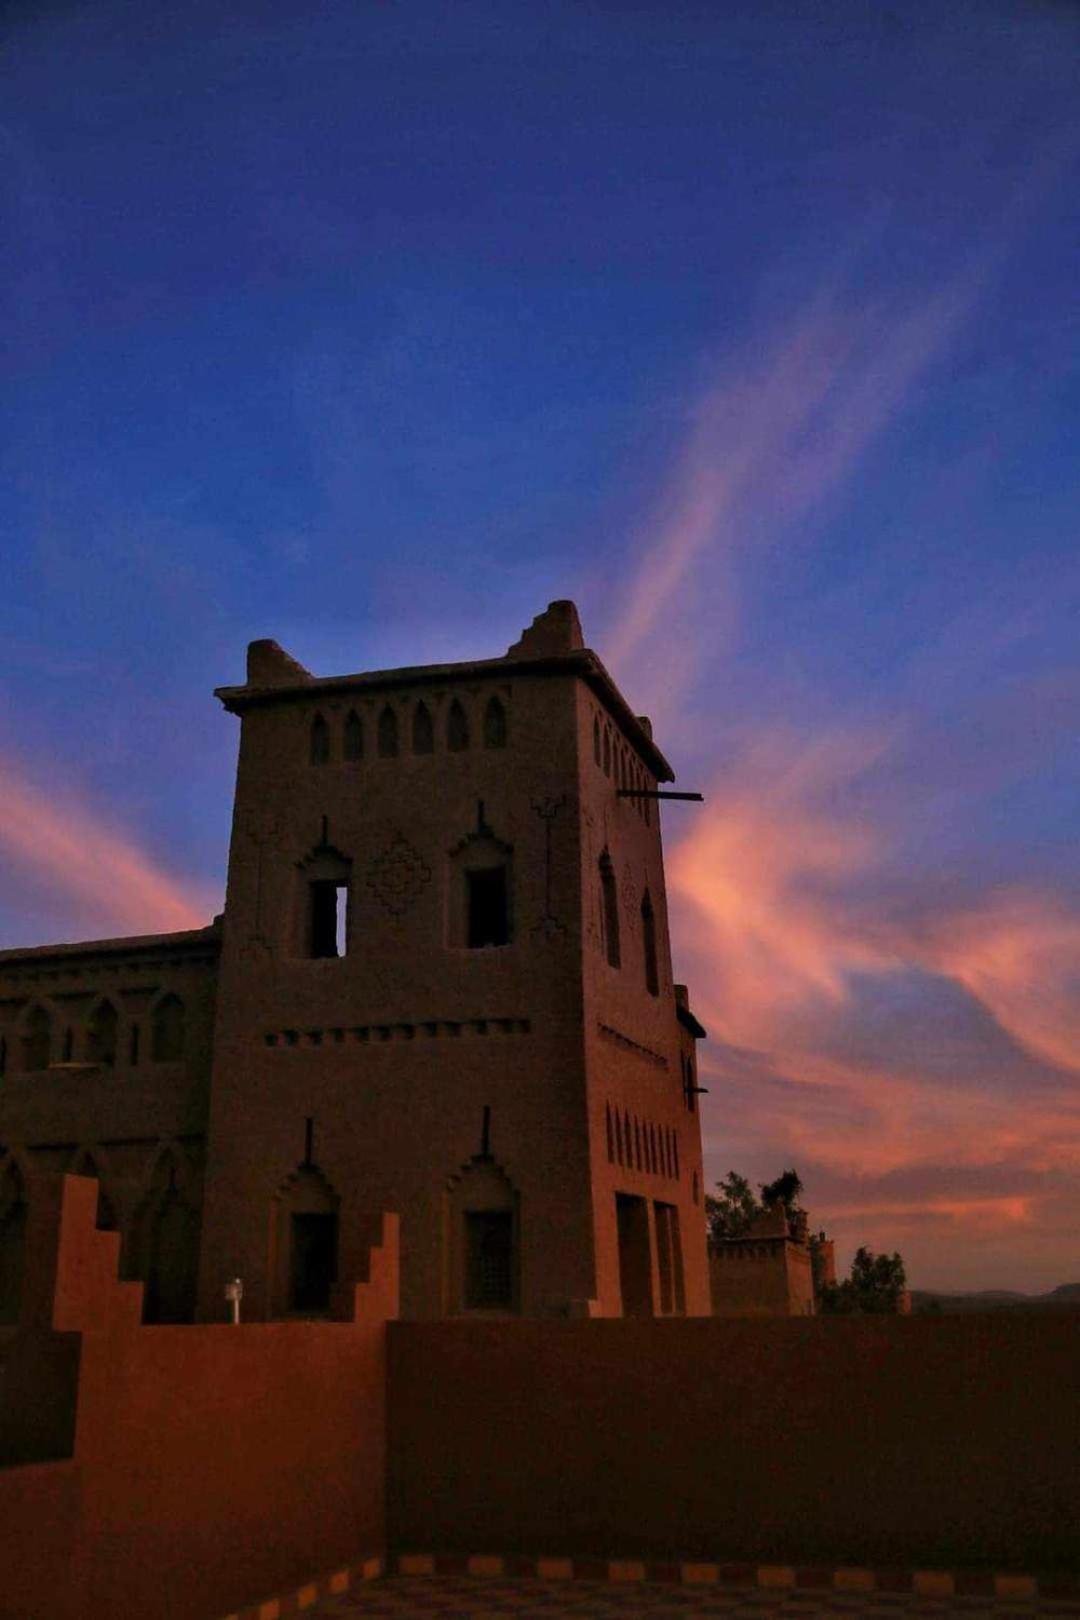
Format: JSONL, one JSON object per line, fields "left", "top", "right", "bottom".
{"left": 310, "top": 880, "right": 349, "bottom": 958}
{"left": 289, "top": 1212, "right": 338, "bottom": 1312}
{"left": 151, "top": 995, "right": 185, "bottom": 1062}
{"left": 310, "top": 713, "right": 330, "bottom": 765}
{"left": 465, "top": 1210, "right": 513, "bottom": 1308}
{"left": 344, "top": 710, "right": 363, "bottom": 762}
{"left": 21, "top": 1006, "right": 51, "bottom": 1072}
{"left": 593, "top": 716, "right": 601, "bottom": 766}
{"left": 615, "top": 1110, "right": 624, "bottom": 1165}
{"left": 605, "top": 1102, "right": 614, "bottom": 1163}
{"left": 377, "top": 705, "right": 399, "bottom": 758}
{"left": 467, "top": 867, "right": 509, "bottom": 948}
{"left": 642, "top": 891, "right": 659, "bottom": 996}
{"left": 412, "top": 701, "right": 434, "bottom": 754}
{"left": 600, "top": 853, "right": 620, "bottom": 968}
{"left": 483, "top": 695, "right": 507, "bottom": 749}
{"left": 603, "top": 729, "right": 612, "bottom": 777}
{"left": 447, "top": 699, "right": 469, "bottom": 752}
{"left": 87, "top": 1001, "right": 118, "bottom": 1067}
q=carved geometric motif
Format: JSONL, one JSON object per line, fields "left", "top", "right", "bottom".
{"left": 365, "top": 832, "right": 432, "bottom": 916}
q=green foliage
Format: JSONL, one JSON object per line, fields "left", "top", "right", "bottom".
{"left": 705, "top": 1170, "right": 760, "bottom": 1241}
{"left": 706, "top": 1167, "right": 808, "bottom": 1244}
{"left": 820, "top": 1246, "right": 907, "bottom": 1314}
{"left": 760, "top": 1169, "right": 804, "bottom": 1218}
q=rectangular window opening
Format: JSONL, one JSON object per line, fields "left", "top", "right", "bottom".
{"left": 289, "top": 1212, "right": 338, "bottom": 1312}
{"left": 467, "top": 867, "right": 509, "bottom": 948}
{"left": 311, "top": 881, "right": 348, "bottom": 959}
{"left": 465, "top": 1210, "right": 513, "bottom": 1308}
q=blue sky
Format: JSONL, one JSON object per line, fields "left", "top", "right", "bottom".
{"left": 3, "top": 0, "right": 1079, "bottom": 1289}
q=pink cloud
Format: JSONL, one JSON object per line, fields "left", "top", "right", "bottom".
{"left": 0, "top": 752, "right": 217, "bottom": 941}
{"left": 668, "top": 725, "right": 1080, "bottom": 1289}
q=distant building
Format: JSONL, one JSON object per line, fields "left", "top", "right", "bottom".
{"left": 0, "top": 602, "right": 710, "bottom": 1323}
{"left": 708, "top": 1205, "right": 834, "bottom": 1317}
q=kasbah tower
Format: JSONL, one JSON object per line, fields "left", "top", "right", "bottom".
{"left": 0, "top": 601, "right": 710, "bottom": 1323}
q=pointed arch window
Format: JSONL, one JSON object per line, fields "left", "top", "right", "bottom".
{"left": 377, "top": 705, "right": 399, "bottom": 758}
{"left": 593, "top": 716, "right": 602, "bottom": 766}
{"left": 412, "top": 701, "right": 434, "bottom": 754}
{"left": 447, "top": 699, "right": 469, "bottom": 752}
{"left": 605, "top": 1103, "right": 615, "bottom": 1163}
{"left": 271, "top": 1164, "right": 340, "bottom": 1316}
{"left": 483, "top": 695, "right": 507, "bottom": 749}
{"left": 151, "top": 994, "right": 186, "bottom": 1063}
{"left": 446, "top": 1157, "right": 519, "bottom": 1315}
{"left": 87, "top": 1000, "right": 119, "bottom": 1066}
{"left": 343, "top": 710, "right": 363, "bottom": 762}
{"left": 603, "top": 729, "right": 612, "bottom": 776}
{"left": 22, "top": 1006, "right": 51, "bottom": 1072}
{"left": 310, "top": 713, "right": 330, "bottom": 765}
{"left": 642, "top": 890, "right": 659, "bottom": 996}
{"left": 130, "top": 1152, "right": 200, "bottom": 1324}
{"left": 600, "top": 852, "right": 621, "bottom": 969}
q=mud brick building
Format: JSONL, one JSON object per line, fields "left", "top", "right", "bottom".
{"left": 0, "top": 601, "right": 709, "bottom": 1323}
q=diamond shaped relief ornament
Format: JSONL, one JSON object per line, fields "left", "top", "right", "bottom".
{"left": 365, "top": 832, "right": 432, "bottom": 916}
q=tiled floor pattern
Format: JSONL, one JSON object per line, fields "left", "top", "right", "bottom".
{"left": 307, "top": 1576, "right": 1078, "bottom": 1620}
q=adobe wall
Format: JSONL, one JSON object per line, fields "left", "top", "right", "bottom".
{"left": 0, "top": 1175, "right": 396, "bottom": 1620}
{"left": 388, "top": 1315, "right": 1080, "bottom": 1572}
{"left": 201, "top": 660, "right": 599, "bottom": 1320}
{"left": 709, "top": 1238, "right": 816, "bottom": 1317}
{"left": 575, "top": 684, "right": 709, "bottom": 1318}
{"left": 0, "top": 930, "right": 218, "bottom": 1313}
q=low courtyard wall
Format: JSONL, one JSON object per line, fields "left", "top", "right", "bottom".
{"left": 0, "top": 1176, "right": 397, "bottom": 1620}
{"left": 388, "top": 1314, "right": 1080, "bottom": 1573}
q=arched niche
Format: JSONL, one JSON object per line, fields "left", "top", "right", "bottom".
{"left": 444, "top": 1156, "right": 520, "bottom": 1316}
{"left": 412, "top": 701, "right": 434, "bottom": 755}
{"left": 482, "top": 695, "right": 507, "bottom": 749}
{"left": 20, "top": 1004, "right": 52, "bottom": 1073}
{"left": 151, "top": 993, "right": 186, "bottom": 1063}
{"left": 128, "top": 1147, "right": 200, "bottom": 1324}
{"left": 446, "top": 698, "right": 470, "bottom": 752}
{"left": 269, "top": 1163, "right": 340, "bottom": 1317}
{"left": 86, "top": 999, "right": 119, "bottom": 1067}
{"left": 310, "top": 712, "right": 331, "bottom": 765}
{"left": 69, "top": 1147, "right": 120, "bottom": 1233}
{"left": 0, "top": 1154, "right": 28, "bottom": 1326}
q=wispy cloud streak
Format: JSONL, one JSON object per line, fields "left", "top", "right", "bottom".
{"left": 0, "top": 753, "right": 216, "bottom": 941}
{"left": 605, "top": 266, "right": 985, "bottom": 689}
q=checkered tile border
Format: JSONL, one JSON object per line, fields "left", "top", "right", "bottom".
{"left": 220, "top": 1551, "right": 1080, "bottom": 1619}
{"left": 220, "top": 1554, "right": 385, "bottom": 1620}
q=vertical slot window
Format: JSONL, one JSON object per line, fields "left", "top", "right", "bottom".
{"left": 600, "top": 853, "right": 621, "bottom": 968}
{"left": 642, "top": 891, "right": 659, "bottom": 996}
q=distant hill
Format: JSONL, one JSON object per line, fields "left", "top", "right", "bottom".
{"left": 911, "top": 1283, "right": 1080, "bottom": 1313}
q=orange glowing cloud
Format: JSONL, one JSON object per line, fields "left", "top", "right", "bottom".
{"left": 0, "top": 752, "right": 217, "bottom": 941}
{"left": 665, "top": 725, "right": 1080, "bottom": 1288}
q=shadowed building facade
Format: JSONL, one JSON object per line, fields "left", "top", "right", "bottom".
{"left": 0, "top": 602, "right": 709, "bottom": 1322}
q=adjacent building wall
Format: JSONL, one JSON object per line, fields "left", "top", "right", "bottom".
{"left": 388, "top": 1316, "right": 1080, "bottom": 1573}
{"left": 0, "top": 1175, "right": 396, "bottom": 1620}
